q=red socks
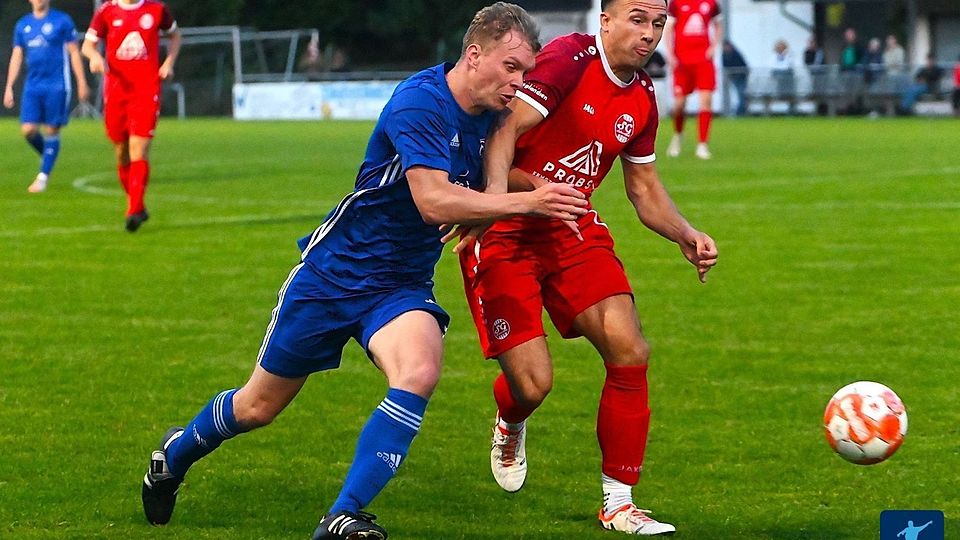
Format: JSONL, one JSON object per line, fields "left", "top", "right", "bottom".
{"left": 698, "top": 111, "right": 712, "bottom": 143}
{"left": 127, "top": 159, "right": 150, "bottom": 215}
{"left": 117, "top": 163, "right": 131, "bottom": 194}
{"left": 493, "top": 373, "right": 537, "bottom": 424}
{"left": 597, "top": 363, "right": 650, "bottom": 485}
{"left": 673, "top": 110, "right": 685, "bottom": 134}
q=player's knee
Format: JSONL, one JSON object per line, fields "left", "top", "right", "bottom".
{"left": 21, "top": 125, "right": 38, "bottom": 138}
{"left": 233, "top": 398, "right": 281, "bottom": 429}
{"left": 606, "top": 338, "right": 650, "bottom": 366}
{"left": 514, "top": 374, "right": 552, "bottom": 408}
{"left": 392, "top": 360, "right": 441, "bottom": 397}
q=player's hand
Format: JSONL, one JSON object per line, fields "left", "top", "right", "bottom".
{"left": 440, "top": 223, "right": 491, "bottom": 253}
{"left": 77, "top": 84, "right": 90, "bottom": 104}
{"left": 3, "top": 87, "right": 13, "bottom": 109}
{"left": 679, "top": 230, "right": 718, "bottom": 283}
{"left": 705, "top": 46, "right": 715, "bottom": 61}
{"left": 159, "top": 61, "right": 174, "bottom": 80}
{"left": 88, "top": 54, "right": 105, "bottom": 74}
{"left": 526, "top": 183, "right": 588, "bottom": 221}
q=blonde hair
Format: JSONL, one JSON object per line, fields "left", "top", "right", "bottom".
{"left": 462, "top": 2, "right": 541, "bottom": 56}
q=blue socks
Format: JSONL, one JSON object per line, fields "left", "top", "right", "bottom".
{"left": 330, "top": 388, "right": 428, "bottom": 514}
{"left": 25, "top": 132, "right": 44, "bottom": 154}
{"left": 165, "top": 389, "right": 247, "bottom": 479}
{"left": 41, "top": 135, "right": 60, "bottom": 175}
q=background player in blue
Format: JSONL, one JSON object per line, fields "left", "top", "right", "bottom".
{"left": 3, "top": 0, "right": 89, "bottom": 193}
{"left": 139, "top": 4, "right": 588, "bottom": 539}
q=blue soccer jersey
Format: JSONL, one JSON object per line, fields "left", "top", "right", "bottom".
{"left": 256, "top": 63, "right": 495, "bottom": 378}
{"left": 297, "top": 63, "right": 494, "bottom": 292}
{"left": 13, "top": 9, "right": 78, "bottom": 91}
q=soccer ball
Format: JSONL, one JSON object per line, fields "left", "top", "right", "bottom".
{"left": 823, "top": 381, "right": 907, "bottom": 464}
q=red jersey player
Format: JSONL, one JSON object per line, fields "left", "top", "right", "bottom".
{"left": 456, "top": 0, "right": 717, "bottom": 535}
{"left": 663, "top": 0, "right": 722, "bottom": 159}
{"left": 81, "top": 0, "right": 181, "bottom": 232}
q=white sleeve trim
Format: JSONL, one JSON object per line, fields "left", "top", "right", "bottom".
{"left": 84, "top": 31, "right": 99, "bottom": 43}
{"left": 515, "top": 90, "right": 549, "bottom": 119}
{"left": 621, "top": 152, "right": 656, "bottom": 164}
{"left": 163, "top": 21, "right": 178, "bottom": 34}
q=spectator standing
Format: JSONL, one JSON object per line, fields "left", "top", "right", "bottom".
{"left": 882, "top": 35, "right": 906, "bottom": 74}
{"left": 840, "top": 28, "right": 863, "bottom": 72}
{"left": 952, "top": 54, "right": 960, "bottom": 116}
{"left": 862, "top": 37, "right": 884, "bottom": 85}
{"left": 721, "top": 40, "right": 748, "bottom": 116}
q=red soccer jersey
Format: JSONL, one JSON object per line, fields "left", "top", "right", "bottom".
{"left": 668, "top": 0, "right": 721, "bottom": 65}
{"left": 512, "top": 33, "right": 658, "bottom": 202}
{"left": 86, "top": 0, "right": 175, "bottom": 89}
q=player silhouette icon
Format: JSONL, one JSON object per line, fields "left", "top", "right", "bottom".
{"left": 898, "top": 520, "right": 934, "bottom": 540}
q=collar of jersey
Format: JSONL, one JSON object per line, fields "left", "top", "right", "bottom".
{"left": 116, "top": 0, "right": 146, "bottom": 11}
{"left": 596, "top": 33, "right": 638, "bottom": 88}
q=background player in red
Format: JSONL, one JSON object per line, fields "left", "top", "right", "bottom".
{"left": 663, "top": 0, "right": 722, "bottom": 160}
{"left": 457, "top": 0, "right": 717, "bottom": 535}
{"left": 81, "top": 0, "right": 181, "bottom": 232}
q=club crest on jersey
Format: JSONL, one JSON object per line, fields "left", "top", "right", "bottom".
{"left": 41, "top": 23, "right": 54, "bottom": 35}
{"left": 492, "top": 318, "right": 511, "bottom": 340}
{"left": 140, "top": 13, "right": 155, "bottom": 30}
{"left": 700, "top": 2, "right": 712, "bottom": 14}
{"left": 614, "top": 114, "right": 635, "bottom": 143}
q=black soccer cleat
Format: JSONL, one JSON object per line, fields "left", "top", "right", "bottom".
{"left": 312, "top": 510, "right": 388, "bottom": 540}
{"left": 141, "top": 426, "right": 185, "bottom": 526}
{"left": 125, "top": 210, "right": 150, "bottom": 233}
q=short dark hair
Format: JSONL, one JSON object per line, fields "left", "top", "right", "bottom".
{"left": 601, "top": 0, "right": 667, "bottom": 11}
{"left": 462, "top": 2, "right": 541, "bottom": 55}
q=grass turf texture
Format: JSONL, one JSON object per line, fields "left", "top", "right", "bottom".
{"left": 1, "top": 117, "right": 957, "bottom": 539}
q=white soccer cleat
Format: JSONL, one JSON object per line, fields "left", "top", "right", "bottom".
{"left": 490, "top": 415, "right": 527, "bottom": 492}
{"left": 28, "top": 174, "right": 47, "bottom": 193}
{"left": 695, "top": 143, "right": 712, "bottom": 160}
{"left": 666, "top": 135, "right": 682, "bottom": 157}
{"left": 598, "top": 504, "right": 676, "bottom": 536}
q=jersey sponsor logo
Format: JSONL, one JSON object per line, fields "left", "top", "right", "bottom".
{"left": 558, "top": 140, "right": 602, "bottom": 177}
{"left": 681, "top": 13, "right": 707, "bottom": 36}
{"left": 116, "top": 31, "right": 148, "bottom": 60}
{"left": 27, "top": 36, "right": 47, "bottom": 48}
{"left": 41, "top": 23, "right": 53, "bottom": 35}
{"left": 492, "top": 318, "right": 511, "bottom": 340}
{"left": 614, "top": 113, "right": 635, "bottom": 143}
{"left": 140, "top": 13, "right": 155, "bottom": 30}
{"left": 521, "top": 82, "right": 548, "bottom": 103}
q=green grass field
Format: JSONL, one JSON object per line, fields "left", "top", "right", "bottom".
{"left": 1, "top": 116, "right": 958, "bottom": 539}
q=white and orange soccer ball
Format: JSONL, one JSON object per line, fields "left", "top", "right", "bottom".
{"left": 823, "top": 381, "right": 907, "bottom": 465}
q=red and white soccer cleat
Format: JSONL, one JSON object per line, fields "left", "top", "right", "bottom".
{"left": 598, "top": 504, "right": 676, "bottom": 536}
{"left": 490, "top": 415, "right": 527, "bottom": 492}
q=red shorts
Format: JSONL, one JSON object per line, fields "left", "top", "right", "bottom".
{"left": 672, "top": 61, "right": 716, "bottom": 95}
{"left": 103, "top": 81, "right": 161, "bottom": 142}
{"left": 459, "top": 211, "right": 633, "bottom": 359}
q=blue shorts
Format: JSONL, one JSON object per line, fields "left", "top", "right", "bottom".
{"left": 256, "top": 262, "right": 450, "bottom": 378}
{"left": 20, "top": 85, "right": 70, "bottom": 127}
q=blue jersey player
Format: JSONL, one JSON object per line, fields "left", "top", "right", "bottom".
{"left": 4, "top": 0, "right": 89, "bottom": 193}
{"left": 139, "top": 4, "right": 587, "bottom": 539}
